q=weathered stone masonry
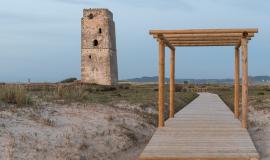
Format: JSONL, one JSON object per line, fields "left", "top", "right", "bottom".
{"left": 81, "top": 8, "right": 118, "bottom": 85}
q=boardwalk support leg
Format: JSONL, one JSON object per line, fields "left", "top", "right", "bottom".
{"left": 169, "top": 49, "right": 175, "bottom": 118}
{"left": 241, "top": 33, "right": 248, "bottom": 128}
{"left": 234, "top": 47, "right": 240, "bottom": 119}
{"left": 158, "top": 40, "right": 165, "bottom": 127}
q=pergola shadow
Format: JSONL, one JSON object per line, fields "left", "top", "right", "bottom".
{"left": 150, "top": 28, "right": 258, "bottom": 129}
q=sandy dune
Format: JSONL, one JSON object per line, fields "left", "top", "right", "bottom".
{"left": 0, "top": 102, "right": 156, "bottom": 160}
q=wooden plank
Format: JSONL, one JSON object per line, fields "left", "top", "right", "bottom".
{"left": 169, "top": 40, "right": 240, "bottom": 44}
{"left": 139, "top": 93, "right": 259, "bottom": 160}
{"left": 170, "top": 40, "right": 239, "bottom": 44}
{"left": 164, "top": 37, "right": 251, "bottom": 41}
{"left": 171, "top": 43, "right": 236, "bottom": 47}
{"left": 150, "top": 28, "right": 258, "bottom": 35}
{"left": 170, "top": 40, "right": 240, "bottom": 43}
{"left": 162, "top": 33, "right": 255, "bottom": 38}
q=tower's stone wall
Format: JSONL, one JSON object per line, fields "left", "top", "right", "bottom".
{"left": 81, "top": 8, "right": 118, "bottom": 85}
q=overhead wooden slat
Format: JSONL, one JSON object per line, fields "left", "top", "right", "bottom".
{"left": 164, "top": 37, "right": 251, "bottom": 41}
{"left": 161, "top": 33, "right": 254, "bottom": 38}
{"left": 150, "top": 28, "right": 258, "bottom": 35}
{"left": 169, "top": 40, "right": 240, "bottom": 44}
{"left": 171, "top": 41, "right": 238, "bottom": 45}
{"left": 171, "top": 44, "right": 236, "bottom": 47}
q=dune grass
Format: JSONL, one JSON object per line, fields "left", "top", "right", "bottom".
{"left": 0, "top": 85, "right": 32, "bottom": 106}
{"left": 0, "top": 83, "right": 198, "bottom": 113}
{"left": 208, "top": 84, "right": 270, "bottom": 111}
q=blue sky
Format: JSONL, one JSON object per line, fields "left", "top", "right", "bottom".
{"left": 0, "top": 0, "right": 269, "bottom": 82}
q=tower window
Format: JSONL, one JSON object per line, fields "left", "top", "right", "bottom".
{"left": 99, "top": 28, "right": 102, "bottom": 34}
{"left": 93, "top": 40, "right": 98, "bottom": 46}
{"left": 88, "top": 14, "right": 94, "bottom": 19}
{"left": 89, "top": 55, "right": 92, "bottom": 59}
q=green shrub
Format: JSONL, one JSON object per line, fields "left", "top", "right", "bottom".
{"left": 257, "top": 92, "right": 265, "bottom": 95}
{"left": 85, "top": 85, "right": 117, "bottom": 92}
{"left": 175, "top": 85, "right": 183, "bottom": 92}
{"left": 153, "top": 88, "right": 158, "bottom": 92}
{"left": 60, "top": 77, "right": 77, "bottom": 83}
{"left": 118, "top": 84, "right": 130, "bottom": 90}
{"left": 0, "top": 85, "right": 32, "bottom": 106}
{"left": 263, "top": 86, "right": 270, "bottom": 91}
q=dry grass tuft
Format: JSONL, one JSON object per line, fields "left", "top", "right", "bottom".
{"left": 79, "top": 142, "right": 89, "bottom": 150}
{"left": 0, "top": 85, "right": 32, "bottom": 106}
{"left": 42, "top": 118, "right": 55, "bottom": 127}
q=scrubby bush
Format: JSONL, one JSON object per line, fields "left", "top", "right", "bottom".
{"left": 175, "top": 85, "right": 183, "bottom": 92}
{"left": 263, "top": 86, "right": 270, "bottom": 91}
{"left": 118, "top": 84, "right": 130, "bottom": 90}
{"left": 55, "top": 85, "right": 88, "bottom": 102}
{"left": 60, "top": 77, "right": 77, "bottom": 83}
{"left": 0, "top": 85, "right": 32, "bottom": 106}
{"left": 85, "top": 85, "right": 117, "bottom": 92}
{"left": 257, "top": 92, "right": 265, "bottom": 95}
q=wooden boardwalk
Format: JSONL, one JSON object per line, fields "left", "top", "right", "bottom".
{"left": 140, "top": 93, "right": 259, "bottom": 160}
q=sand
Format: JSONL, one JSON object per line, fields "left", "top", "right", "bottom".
{"left": 248, "top": 100, "right": 270, "bottom": 160}
{"left": 0, "top": 102, "right": 156, "bottom": 160}
{"left": 1, "top": 99, "right": 270, "bottom": 160}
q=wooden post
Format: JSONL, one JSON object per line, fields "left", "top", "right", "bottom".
{"left": 169, "top": 49, "right": 175, "bottom": 118}
{"left": 158, "top": 40, "right": 165, "bottom": 127}
{"left": 241, "top": 34, "right": 248, "bottom": 128}
{"left": 234, "top": 47, "right": 240, "bottom": 119}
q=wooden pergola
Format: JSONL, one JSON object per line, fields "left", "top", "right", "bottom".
{"left": 150, "top": 28, "right": 258, "bottom": 129}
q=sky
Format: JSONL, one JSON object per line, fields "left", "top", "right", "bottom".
{"left": 0, "top": 0, "right": 269, "bottom": 82}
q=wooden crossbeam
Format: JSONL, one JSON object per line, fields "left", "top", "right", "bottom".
{"left": 169, "top": 40, "right": 240, "bottom": 44}
{"left": 150, "top": 28, "right": 258, "bottom": 35}
{"left": 171, "top": 41, "right": 238, "bottom": 45}
{"left": 161, "top": 33, "right": 254, "bottom": 38}
{"left": 165, "top": 37, "right": 251, "bottom": 41}
{"left": 171, "top": 43, "right": 236, "bottom": 46}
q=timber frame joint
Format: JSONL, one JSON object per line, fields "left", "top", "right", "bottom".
{"left": 157, "top": 34, "right": 175, "bottom": 51}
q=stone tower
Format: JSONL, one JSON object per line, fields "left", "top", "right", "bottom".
{"left": 81, "top": 8, "right": 118, "bottom": 85}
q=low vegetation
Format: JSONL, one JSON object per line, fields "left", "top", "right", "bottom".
{"left": 59, "top": 77, "right": 77, "bottom": 83}
{"left": 207, "top": 84, "right": 270, "bottom": 111}
{"left": 1, "top": 83, "right": 269, "bottom": 159}
{"left": 2, "top": 82, "right": 269, "bottom": 113}
{"left": 0, "top": 83, "right": 198, "bottom": 116}
{"left": 0, "top": 84, "right": 32, "bottom": 106}
{"left": 0, "top": 83, "right": 198, "bottom": 159}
